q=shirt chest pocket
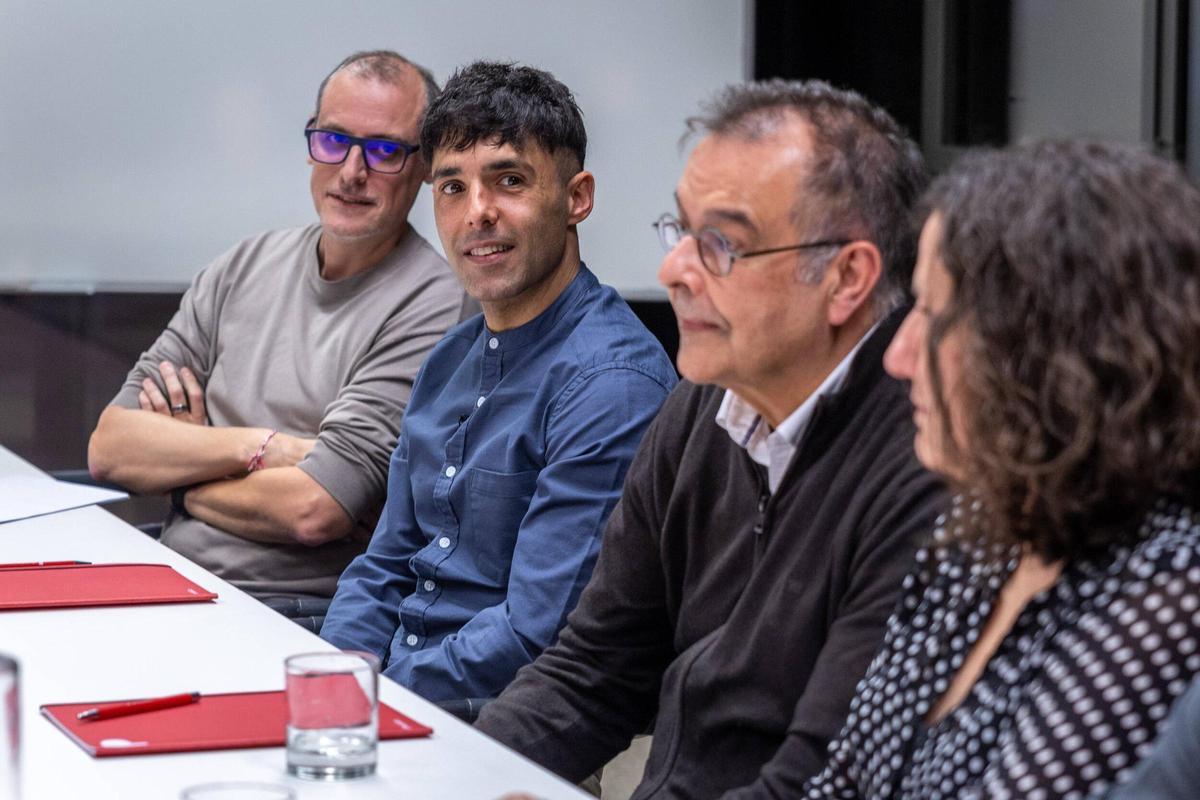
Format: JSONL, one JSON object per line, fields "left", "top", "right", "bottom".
{"left": 465, "top": 466, "right": 540, "bottom": 586}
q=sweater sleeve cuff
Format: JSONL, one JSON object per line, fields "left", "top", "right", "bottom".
{"left": 296, "top": 441, "right": 375, "bottom": 522}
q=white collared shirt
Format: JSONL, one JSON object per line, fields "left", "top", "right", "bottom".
{"left": 715, "top": 323, "right": 879, "bottom": 493}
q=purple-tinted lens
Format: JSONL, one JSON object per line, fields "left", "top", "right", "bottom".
{"left": 309, "top": 131, "right": 351, "bottom": 164}
{"left": 361, "top": 139, "right": 407, "bottom": 172}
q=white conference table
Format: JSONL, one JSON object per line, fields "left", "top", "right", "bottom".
{"left": 0, "top": 446, "right": 586, "bottom": 800}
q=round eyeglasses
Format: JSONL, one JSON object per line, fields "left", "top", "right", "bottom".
{"left": 305, "top": 128, "right": 419, "bottom": 174}
{"left": 653, "top": 212, "right": 852, "bottom": 277}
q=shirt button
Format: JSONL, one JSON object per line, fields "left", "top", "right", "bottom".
{"left": 476, "top": 396, "right": 486, "bottom": 408}
{"left": 406, "top": 634, "right": 418, "bottom": 646}
{"left": 444, "top": 465, "right": 457, "bottom": 478}
{"left": 438, "top": 536, "right": 451, "bottom": 549}
{"left": 488, "top": 337, "right": 499, "bottom": 350}
{"left": 423, "top": 579, "right": 436, "bottom": 592}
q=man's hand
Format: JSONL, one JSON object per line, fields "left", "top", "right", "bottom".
{"left": 135, "top": 360, "right": 312, "bottom": 469}
{"left": 138, "top": 361, "right": 208, "bottom": 425}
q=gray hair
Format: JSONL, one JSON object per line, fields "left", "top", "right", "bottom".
{"left": 688, "top": 79, "right": 927, "bottom": 313}
{"left": 312, "top": 50, "right": 440, "bottom": 127}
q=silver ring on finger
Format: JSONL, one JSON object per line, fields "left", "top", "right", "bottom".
{"left": 170, "top": 403, "right": 189, "bottom": 414}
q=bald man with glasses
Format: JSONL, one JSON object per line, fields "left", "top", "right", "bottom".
{"left": 88, "top": 51, "right": 465, "bottom": 610}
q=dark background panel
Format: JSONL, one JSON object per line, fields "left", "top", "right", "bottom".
{"left": 754, "top": 0, "right": 926, "bottom": 138}
{"left": 940, "top": 1, "right": 1011, "bottom": 147}
{"left": 0, "top": 293, "right": 182, "bottom": 524}
{"left": 0, "top": 293, "right": 181, "bottom": 470}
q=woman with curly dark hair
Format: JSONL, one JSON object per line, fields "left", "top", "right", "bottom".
{"left": 795, "top": 139, "right": 1200, "bottom": 799}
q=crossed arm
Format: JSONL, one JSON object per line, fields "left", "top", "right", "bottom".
{"left": 87, "top": 360, "right": 351, "bottom": 546}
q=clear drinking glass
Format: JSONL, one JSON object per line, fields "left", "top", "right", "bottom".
{"left": 179, "top": 783, "right": 295, "bottom": 799}
{"left": 284, "top": 651, "right": 379, "bottom": 780}
{"left": 0, "top": 655, "right": 18, "bottom": 800}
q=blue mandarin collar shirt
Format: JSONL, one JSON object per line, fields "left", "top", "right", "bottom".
{"left": 321, "top": 265, "right": 676, "bottom": 701}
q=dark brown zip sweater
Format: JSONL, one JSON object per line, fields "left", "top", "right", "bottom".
{"left": 476, "top": 311, "right": 948, "bottom": 799}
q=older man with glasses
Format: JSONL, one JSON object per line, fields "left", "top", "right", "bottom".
{"left": 88, "top": 51, "right": 465, "bottom": 615}
{"left": 475, "top": 79, "right": 948, "bottom": 799}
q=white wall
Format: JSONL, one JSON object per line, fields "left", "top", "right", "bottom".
{"left": 1008, "top": 0, "right": 1147, "bottom": 142}
{"left": 0, "top": 2, "right": 748, "bottom": 295}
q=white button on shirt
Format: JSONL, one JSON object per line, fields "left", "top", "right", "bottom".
{"left": 445, "top": 465, "right": 456, "bottom": 478}
{"left": 406, "top": 634, "right": 418, "bottom": 646}
{"left": 438, "top": 537, "right": 451, "bottom": 549}
{"left": 476, "top": 396, "right": 486, "bottom": 407}
{"left": 424, "top": 580, "right": 436, "bottom": 592}
{"left": 488, "top": 337, "right": 499, "bottom": 350}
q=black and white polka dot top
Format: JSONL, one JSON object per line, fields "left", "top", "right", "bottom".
{"left": 801, "top": 495, "right": 1200, "bottom": 799}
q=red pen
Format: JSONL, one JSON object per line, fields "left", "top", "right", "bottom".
{"left": 76, "top": 692, "right": 200, "bottom": 721}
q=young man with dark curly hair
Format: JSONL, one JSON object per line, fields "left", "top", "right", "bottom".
{"left": 320, "top": 62, "right": 676, "bottom": 707}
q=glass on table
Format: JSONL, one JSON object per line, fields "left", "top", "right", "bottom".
{"left": 179, "top": 783, "right": 295, "bottom": 799}
{"left": 0, "top": 655, "right": 17, "bottom": 800}
{"left": 284, "top": 651, "right": 380, "bottom": 780}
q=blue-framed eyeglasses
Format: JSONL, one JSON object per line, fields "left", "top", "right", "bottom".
{"left": 305, "top": 128, "right": 419, "bottom": 174}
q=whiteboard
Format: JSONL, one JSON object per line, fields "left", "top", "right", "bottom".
{"left": 0, "top": 1, "right": 749, "bottom": 297}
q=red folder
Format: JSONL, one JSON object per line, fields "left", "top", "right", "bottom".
{"left": 0, "top": 563, "right": 217, "bottom": 610}
{"left": 41, "top": 690, "right": 433, "bottom": 757}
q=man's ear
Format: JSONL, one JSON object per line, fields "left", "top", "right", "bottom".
{"left": 825, "top": 240, "right": 883, "bottom": 326}
{"left": 565, "top": 170, "right": 595, "bottom": 226}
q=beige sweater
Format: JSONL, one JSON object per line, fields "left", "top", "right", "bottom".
{"left": 112, "top": 224, "right": 464, "bottom": 598}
